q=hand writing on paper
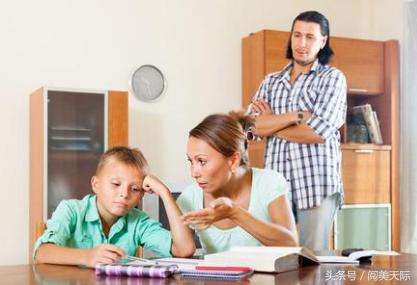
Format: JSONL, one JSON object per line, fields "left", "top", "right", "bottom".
{"left": 181, "top": 197, "right": 236, "bottom": 231}
{"left": 83, "top": 244, "right": 125, "bottom": 268}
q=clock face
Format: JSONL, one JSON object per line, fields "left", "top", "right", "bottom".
{"left": 131, "top": 65, "right": 166, "bottom": 102}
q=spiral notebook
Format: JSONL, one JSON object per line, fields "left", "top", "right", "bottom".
{"left": 180, "top": 266, "right": 253, "bottom": 280}
{"left": 95, "top": 264, "right": 178, "bottom": 278}
{"left": 95, "top": 256, "right": 178, "bottom": 278}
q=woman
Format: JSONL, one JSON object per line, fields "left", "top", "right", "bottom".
{"left": 177, "top": 112, "right": 298, "bottom": 254}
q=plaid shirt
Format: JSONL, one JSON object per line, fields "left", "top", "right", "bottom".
{"left": 252, "top": 60, "right": 347, "bottom": 210}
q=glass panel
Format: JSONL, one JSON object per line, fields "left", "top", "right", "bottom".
{"left": 47, "top": 90, "right": 105, "bottom": 218}
{"left": 335, "top": 206, "right": 390, "bottom": 250}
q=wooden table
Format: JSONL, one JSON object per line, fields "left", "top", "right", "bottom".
{"left": 2, "top": 254, "right": 416, "bottom": 284}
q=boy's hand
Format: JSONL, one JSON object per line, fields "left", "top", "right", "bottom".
{"left": 142, "top": 174, "right": 169, "bottom": 197}
{"left": 83, "top": 244, "right": 125, "bottom": 268}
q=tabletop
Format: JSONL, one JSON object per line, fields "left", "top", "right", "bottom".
{"left": 1, "top": 254, "right": 416, "bottom": 285}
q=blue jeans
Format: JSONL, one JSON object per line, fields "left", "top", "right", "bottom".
{"left": 296, "top": 193, "right": 341, "bottom": 251}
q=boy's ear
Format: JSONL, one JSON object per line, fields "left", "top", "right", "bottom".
{"left": 91, "top": 176, "right": 100, "bottom": 194}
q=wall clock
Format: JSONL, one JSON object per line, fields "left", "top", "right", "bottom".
{"left": 131, "top": 65, "right": 166, "bottom": 102}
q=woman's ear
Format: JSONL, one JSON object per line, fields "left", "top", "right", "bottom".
{"left": 91, "top": 176, "right": 99, "bottom": 194}
{"left": 229, "top": 152, "right": 241, "bottom": 172}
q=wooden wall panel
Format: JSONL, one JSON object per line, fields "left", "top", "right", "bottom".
{"left": 107, "top": 91, "right": 128, "bottom": 147}
{"left": 29, "top": 88, "right": 44, "bottom": 262}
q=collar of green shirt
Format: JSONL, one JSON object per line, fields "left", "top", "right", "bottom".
{"left": 85, "top": 194, "right": 127, "bottom": 234}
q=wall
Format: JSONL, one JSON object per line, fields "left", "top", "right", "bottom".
{"left": 0, "top": 0, "right": 403, "bottom": 265}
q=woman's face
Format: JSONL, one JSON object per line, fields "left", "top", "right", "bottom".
{"left": 186, "top": 136, "right": 235, "bottom": 193}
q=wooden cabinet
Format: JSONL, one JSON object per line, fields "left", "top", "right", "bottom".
{"left": 331, "top": 38, "right": 385, "bottom": 95}
{"left": 342, "top": 144, "right": 391, "bottom": 204}
{"left": 242, "top": 30, "right": 400, "bottom": 250}
{"left": 29, "top": 87, "right": 128, "bottom": 262}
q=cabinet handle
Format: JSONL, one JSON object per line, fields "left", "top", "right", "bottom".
{"left": 349, "top": 88, "right": 368, "bottom": 93}
{"left": 354, "top": 149, "right": 374, "bottom": 154}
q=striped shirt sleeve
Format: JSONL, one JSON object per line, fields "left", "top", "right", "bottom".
{"left": 307, "top": 69, "right": 347, "bottom": 140}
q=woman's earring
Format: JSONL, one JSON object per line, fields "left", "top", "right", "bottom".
{"left": 245, "top": 127, "right": 254, "bottom": 141}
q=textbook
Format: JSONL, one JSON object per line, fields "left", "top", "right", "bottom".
{"left": 202, "top": 246, "right": 319, "bottom": 273}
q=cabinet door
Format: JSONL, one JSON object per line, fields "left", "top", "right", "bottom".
{"left": 342, "top": 146, "right": 390, "bottom": 204}
{"left": 47, "top": 90, "right": 105, "bottom": 218}
{"left": 335, "top": 205, "right": 391, "bottom": 250}
{"left": 331, "top": 37, "right": 384, "bottom": 94}
{"left": 264, "top": 30, "right": 291, "bottom": 74}
{"left": 248, "top": 141, "right": 265, "bottom": 168}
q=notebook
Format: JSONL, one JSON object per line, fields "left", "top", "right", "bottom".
{"left": 95, "top": 256, "right": 178, "bottom": 278}
{"left": 180, "top": 266, "right": 253, "bottom": 280}
{"left": 95, "top": 263, "right": 178, "bottom": 278}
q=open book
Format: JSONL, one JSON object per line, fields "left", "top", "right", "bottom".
{"left": 317, "top": 250, "right": 399, "bottom": 264}
{"left": 202, "top": 246, "right": 319, "bottom": 273}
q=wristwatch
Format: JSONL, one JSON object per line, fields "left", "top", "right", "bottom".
{"left": 296, "top": 111, "right": 304, "bottom": 125}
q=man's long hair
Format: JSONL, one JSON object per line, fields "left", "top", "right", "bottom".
{"left": 286, "top": 11, "right": 334, "bottom": 65}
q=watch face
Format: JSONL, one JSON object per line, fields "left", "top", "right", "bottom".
{"left": 131, "top": 65, "right": 166, "bottom": 102}
{"left": 297, "top": 111, "right": 304, "bottom": 124}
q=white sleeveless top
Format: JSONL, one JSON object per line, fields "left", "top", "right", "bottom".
{"left": 176, "top": 168, "right": 289, "bottom": 254}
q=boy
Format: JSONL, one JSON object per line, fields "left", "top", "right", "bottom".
{"left": 34, "top": 146, "right": 195, "bottom": 267}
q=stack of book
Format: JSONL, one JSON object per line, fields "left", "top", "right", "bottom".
{"left": 95, "top": 256, "right": 253, "bottom": 280}
{"left": 351, "top": 104, "right": 383, "bottom": 144}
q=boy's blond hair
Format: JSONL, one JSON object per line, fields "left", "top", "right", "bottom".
{"left": 95, "top": 146, "right": 149, "bottom": 176}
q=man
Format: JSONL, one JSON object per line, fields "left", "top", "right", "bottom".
{"left": 249, "top": 11, "right": 347, "bottom": 250}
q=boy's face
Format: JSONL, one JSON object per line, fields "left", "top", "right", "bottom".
{"left": 91, "top": 157, "right": 145, "bottom": 224}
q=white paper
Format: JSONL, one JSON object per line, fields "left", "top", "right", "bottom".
{"left": 154, "top": 257, "right": 201, "bottom": 270}
{"left": 316, "top": 255, "right": 359, "bottom": 264}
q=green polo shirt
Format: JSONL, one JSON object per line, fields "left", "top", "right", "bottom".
{"left": 33, "top": 194, "right": 172, "bottom": 260}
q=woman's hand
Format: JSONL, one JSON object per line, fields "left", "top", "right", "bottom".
{"left": 83, "top": 244, "right": 125, "bottom": 268}
{"left": 142, "top": 174, "right": 169, "bottom": 197}
{"left": 181, "top": 197, "right": 236, "bottom": 231}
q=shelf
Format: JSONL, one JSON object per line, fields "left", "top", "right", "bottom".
{"left": 49, "top": 151, "right": 98, "bottom": 161}
{"left": 347, "top": 90, "right": 383, "bottom": 96}
{"left": 341, "top": 143, "right": 391, "bottom": 151}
